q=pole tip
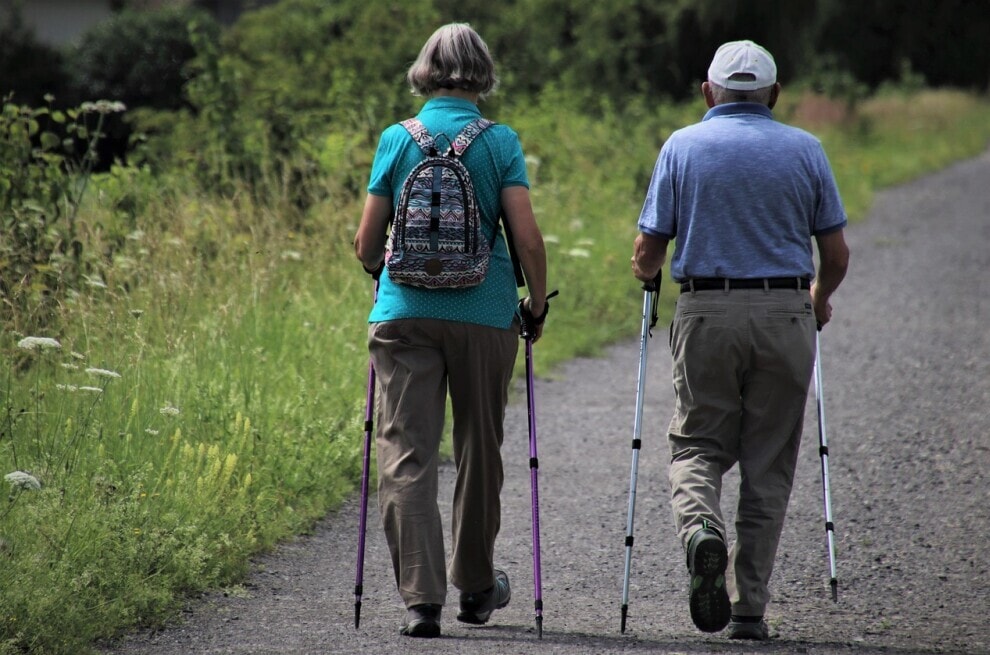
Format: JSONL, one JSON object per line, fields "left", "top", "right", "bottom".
{"left": 354, "top": 602, "right": 361, "bottom": 629}
{"left": 830, "top": 579, "right": 838, "bottom": 603}
{"left": 621, "top": 604, "right": 628, "bottom": 633}
{"left": 536, "top": 616, "right": 543, "bottom": 639}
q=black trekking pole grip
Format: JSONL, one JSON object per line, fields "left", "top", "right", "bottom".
{"left": 518, "top": 290, "right": 560, "bottom": 341}
{"left": 641, "top": 269, "right": 662, "bottom": 293}
{"left": 639, "top": 270, "right": 662, "bottom": 332}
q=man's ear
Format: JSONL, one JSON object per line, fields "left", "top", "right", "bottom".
{"left": 702, "top": 81, "right": 716, "bottom": 108}
{"left": 768, "top": 82, "right": 781, "bottom": 109}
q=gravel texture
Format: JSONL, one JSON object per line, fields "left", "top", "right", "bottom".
{"left": 103, "top": 148, "right": 990, "bottom": 655}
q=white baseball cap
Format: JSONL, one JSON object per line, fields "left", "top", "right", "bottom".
{"left": 707, "top": 40, "right": 777, "bottom": 90}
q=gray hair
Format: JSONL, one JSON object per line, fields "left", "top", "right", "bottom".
{"left": 407, "top": 23, "right": 499, "bottom": 98}
{"left": 708, "top": 80, "right": 774, "bottom": 106}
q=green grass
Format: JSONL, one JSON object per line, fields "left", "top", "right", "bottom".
{"left": 1, "top": 89, "right": 989, "bottom": 654}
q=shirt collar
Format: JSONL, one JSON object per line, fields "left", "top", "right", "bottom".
{"left": 422, "top": 96, "right": 482, "bottom": 115}
{"left": 702, "top": 102, "right": 774, "bottom": 121}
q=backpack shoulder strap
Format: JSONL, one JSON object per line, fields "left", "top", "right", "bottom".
{"left": 400, "top": 118, "right": 436, "bottom": 155}
{"left": 451, "top": 118, "right": 495, "bottom": 158}
{"left": 451, "top": 117, "right": 524, "bottom": 287}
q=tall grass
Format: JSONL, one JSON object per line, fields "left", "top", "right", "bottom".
{"left": 1, "top": 89, "right": 989, "bottom": 654}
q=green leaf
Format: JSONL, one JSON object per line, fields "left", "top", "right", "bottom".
{"left": 40, "top": 132, "right": 61, "bottom": 150}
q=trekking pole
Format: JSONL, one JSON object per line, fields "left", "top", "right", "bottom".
{"left": 520, "top": 289, "right": 559, "bottom": 640}
{"left": 813, "top": 329, "right": 839, "bottom": 602}
{"left": 354, "top": 279, "right": 379, "bottom": 628}
{"left": 621, "top": 271, "right": 661, "bottom": 634}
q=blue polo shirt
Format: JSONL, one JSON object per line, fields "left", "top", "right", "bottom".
{"left": 637, "top": 103, "right": 847, "bottom": 281}
{"left": 367, "top": 97, "right": 529, "bottom": 329}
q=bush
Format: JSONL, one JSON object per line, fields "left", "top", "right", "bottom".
{"left": 131, "top": 0, "right": 440, "bottom": 213}
{"left": 0, "top": 97, "right": 126, "bottom": 336}
{"left": 67, "top": 6, "right": 218, "bottom": 112}
{"left": 64, "top": 6, "right": 220, "bottom": 169}
{"left": 0, "top": 2, "right": 70, "bottom": 106}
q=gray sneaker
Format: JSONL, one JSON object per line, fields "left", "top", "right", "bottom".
{"left": 457, "top": 569, "right": 511, "bottom": 625}
{"left": 686, "top": 527, "right": 730, "bottom": 633}
{"left": 728, "top": 616, "right": 770, "bottom": 640}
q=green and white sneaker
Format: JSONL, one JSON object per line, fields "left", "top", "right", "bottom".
{"left": 686, "top": 526, "right": 730, "bottom": 633}
{"left": 457, "top": 569, "right": 511, "bottom": 625}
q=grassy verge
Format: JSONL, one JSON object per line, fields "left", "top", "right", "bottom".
{"left": 1, "top": 89, "right": 988, "bottom": 654}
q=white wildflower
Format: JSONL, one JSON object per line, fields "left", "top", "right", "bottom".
{"left": 567, "top": 248, "right": 591, "bottom": 258}
{"left": 280, "top": 250, "right": 303, "bottom": 261}
{"left": 86, "top": 367, "right": 121, "bottom": 379}
{"left": 576, "top": 238, "right": 596, "bottom": 247}
{"left": 17, "top": 337, "right": 61, "bottom": 351}
{"left": 60, "top": 363, "right": 79, "bottom": 370}
{"left": 129, "top": 309, "right": 144, "bottom": 318}
{"left": 159, "top": 405, "right": 180, "bottom": 417}
{"left": 543, "top": 234, "right": 561, "bottom": 245}
{"left": 145, "top": 428, "right": 160, "bottom": 436}
{"left": 56, "top": 384, "right": 79, "bottom": 392}
{"left": 71, "top": 351, "right": 85, "bottom": 360}
{"left": 80, "top": 100, "right": 127, "bottom": 114}
{"left": 5, "top": 471, "right": 41, "bottom": 491}
{"left": 79, "top": 386, "right": 103, "bottom": 394}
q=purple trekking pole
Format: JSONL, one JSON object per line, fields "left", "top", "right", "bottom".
{"left": 354, "top": 280, "right": 379, "bottom": 629}
{"left": 519, "top": 290, "right": 558, "bottom": 639}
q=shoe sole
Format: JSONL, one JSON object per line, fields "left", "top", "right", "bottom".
{"left": 689, "top": 538, "right": 730, "bottom": 632}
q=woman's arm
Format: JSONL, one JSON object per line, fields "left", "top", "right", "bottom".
{"left": 501, "top": 185, "right": 548, "bottom": 338}
{"left": 353, "top": 193, "right": 392, "bottom": 273}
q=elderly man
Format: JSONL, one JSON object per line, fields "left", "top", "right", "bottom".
{"left": 631, "top": 40, "right": 849, "bottom": 639}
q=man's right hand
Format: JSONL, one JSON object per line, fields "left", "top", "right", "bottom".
{"left": 811, "top": 283, "right": 832, "bottom": 328}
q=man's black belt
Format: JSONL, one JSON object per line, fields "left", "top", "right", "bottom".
{"left": 680, "top": 277, "right": 811, "bottom": 293}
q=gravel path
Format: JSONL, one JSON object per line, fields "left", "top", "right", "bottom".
{"left": 103, "top": 148, "right": 990, "bottom": 655}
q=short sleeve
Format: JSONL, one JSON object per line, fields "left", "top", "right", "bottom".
{"left": 637, "top": 145, "right": 677, "bottom": 239}
{"left": 497, "top": 126, "right": 530, "bottom": 189}
{"left": 367, "top": 124, "right": 408, "bottom": 197}
{"left": 811, "top": 144, "right": 847, "bottom": 235}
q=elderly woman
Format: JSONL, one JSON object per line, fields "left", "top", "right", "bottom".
{"left": 353, "top": 23, "right": 548, "bottom": 638}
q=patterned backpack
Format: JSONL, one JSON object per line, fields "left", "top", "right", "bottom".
{"left": 385, "top": 117, "right": 495, "bottom": 289}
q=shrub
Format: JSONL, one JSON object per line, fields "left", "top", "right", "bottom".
{"left": 0, "top": 97, "right": 125, "bottom": 336}
{"left": 0, "top": 2, "right": 70, "bottom": 106}
{"left": 64, "top": 6, "right": 220, "bottom": 169}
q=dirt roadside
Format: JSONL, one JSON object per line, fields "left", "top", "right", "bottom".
{"left": 102, "top": 147, "right": 990, "bottom": 655}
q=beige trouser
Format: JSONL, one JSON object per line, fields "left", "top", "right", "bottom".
{"left": 368, "top": 318, "right": 518, "bottom": 608}
{"left": 667, "top": 288, "right": 816, "bottom": 617}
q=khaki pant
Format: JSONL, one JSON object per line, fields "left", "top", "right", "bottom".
{"left": 667, "top": 288, "right": 816, "bottom": 616}
{"left": 368, "top": 318, "right": 519, "bottom": 608}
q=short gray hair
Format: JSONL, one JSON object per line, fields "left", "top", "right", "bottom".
{"left": 708, "top": 80, "right": 774, "bottom": 106}
{"left": 407, "top": 23, "right": 499, "bottom": 98}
